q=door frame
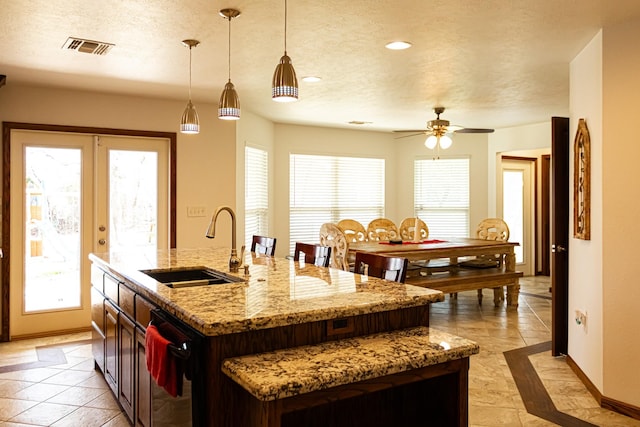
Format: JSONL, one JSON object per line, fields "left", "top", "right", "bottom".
{"left": 1, "top": 122, "right": 177, "bottom": 342}
{"left": 499, "top": 155, "right": 538, "bottom": 276}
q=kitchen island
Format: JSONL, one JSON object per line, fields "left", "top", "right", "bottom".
{"left": 90, "top": 247, "right": 477, "bottom": 426}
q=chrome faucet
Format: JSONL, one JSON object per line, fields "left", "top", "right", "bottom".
{"left": 205, "top": 206, "right": 243, "bottom": 272}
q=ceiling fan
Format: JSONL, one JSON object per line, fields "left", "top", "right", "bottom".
{"left": 394, "top": 107, "right": 494, "bottom": 150}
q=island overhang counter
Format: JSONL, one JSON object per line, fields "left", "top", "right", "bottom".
{"left": 89, "top": 247, "right": 478, "bottom": 427}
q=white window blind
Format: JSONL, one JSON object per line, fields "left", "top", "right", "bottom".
{"left": 290, "top": 154, "right": 384, "bottom": 255}
{"left": 414, "top": 157, "right": 469, "bottom": 238}
{"left": 245, "top": 146, "right": 269, "bottom": 249}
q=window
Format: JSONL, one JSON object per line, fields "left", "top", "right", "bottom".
{"left": 290, "top": 154, "right": 384, "bottom": 255}
{"left": 414, "top": 157, "right": 469, "bottom": 238}
{"left": 245, "top": 146, "right": 269, "bottom": 249}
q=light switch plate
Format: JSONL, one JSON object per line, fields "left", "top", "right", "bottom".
{"left": 187, "top": 206, "right": 207, "bottom": 217}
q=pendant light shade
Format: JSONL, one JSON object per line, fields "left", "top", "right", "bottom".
{"left": 272, "top": 0, "right": 298, "bottom": 102}
{"left": 272, "top": 53, "right": 298, "bottom": 101}
{"left": 219, "top": 9, "right": 241, "bottom": 120}
{"left": 180, "top": 39, "right": 200, "bottom": 134}
{"left": 219, "top": 81, "right": 240, "bottom": 120}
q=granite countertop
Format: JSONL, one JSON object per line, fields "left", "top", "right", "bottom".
{"left": 90, "top": 247, "right": 444, "bottom": 336}
{"left": 221, "top": 326, "right": 480, "bottom": 401}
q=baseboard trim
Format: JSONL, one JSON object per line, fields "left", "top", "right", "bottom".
{"left": 11, "top": 326, "right": 91, "bottom": 341}
{"left": 566, "top": 355, "right": 640, "bottom": 421}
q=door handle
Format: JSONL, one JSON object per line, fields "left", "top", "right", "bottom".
{"left": 551, "top": 244, "right": 566, "bottom": 253}
{"left": 98, "top": 239, "right": 106, "bottom": 245}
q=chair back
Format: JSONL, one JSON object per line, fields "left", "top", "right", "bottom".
{"left": 366, "top": 218, "right": 399, "bottom": 241}
{"left": 337, "top": 219, "right": 368, "bottom": 243}
{"left": 399, "top": 217, "right": 429, "bottom": 241}
{"left": 354, "top": 252, "right": 408, "bottom": 283}
{"left": 250, "top": 235, "right": 277, "bottom": 256}
{"left": 475, "top": 218, "right": 510, "bottom": 241}
{"left": 294, "top": 242, "right": 332, "bottom": 267}
{"left": 319, "top": 223, "right": 350, "bottom": 271}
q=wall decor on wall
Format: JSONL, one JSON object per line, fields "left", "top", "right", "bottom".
{"left": 573, "top": 118, "right": 591, "bottom": 240}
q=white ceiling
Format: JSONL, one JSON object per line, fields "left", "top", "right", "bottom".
{"left": 3, "top": 0, "right": 640, "bottom": 133}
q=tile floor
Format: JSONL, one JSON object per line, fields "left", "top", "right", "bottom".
{"left": 0, "top": 276, "right": 638, "bottom": 426}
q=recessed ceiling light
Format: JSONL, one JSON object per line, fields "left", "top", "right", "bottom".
{"left": 385, "top": 41, "right": 412, "bottom": 50}
{"left": 302, "top": 76, "right": 322, "bottom": 82}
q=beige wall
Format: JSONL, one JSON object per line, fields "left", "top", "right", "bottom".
{"left": 602, "top": 19, "right": 640, "bottom": 405}
{"left": 569, "top": 31, "right": 604, "bottom": 392}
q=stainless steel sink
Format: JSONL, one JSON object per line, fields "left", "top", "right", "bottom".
{"left": 140, "top": 267, "right": 243, "bottom": 288}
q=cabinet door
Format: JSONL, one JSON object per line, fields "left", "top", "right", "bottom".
{"left": 104, "top": 300, "right": 119, "bottom": 396}
{"left": 119, "top": 312, "right": 135, "bottom": 421}
{"left": 91, "top": 286, "right": 105, "bottom": 373}
{"left": 136, "top": 327, "right": 152, "bottom": 427}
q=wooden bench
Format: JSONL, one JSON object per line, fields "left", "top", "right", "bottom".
{"left": 405, "top": 267, "right": 524, "bottom": 307}
{"left": 221, "top": 326, "right": 479, "bottom": 427}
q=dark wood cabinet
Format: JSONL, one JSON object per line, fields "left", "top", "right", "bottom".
{"left": 91, "top": 286, "right": 105, "bottom": 373}
{"left": 104, "top": 299, "right": 119, "bottom": 396}
{"left": 91, "top": 264, "right": 162, "bottom": 426}
{"left": 119, "top": 311, "right": 135, "bottom": 420}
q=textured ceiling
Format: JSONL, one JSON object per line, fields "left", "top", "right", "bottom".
{"left": 2, "top": 0, "right": 640, "bottom": 132}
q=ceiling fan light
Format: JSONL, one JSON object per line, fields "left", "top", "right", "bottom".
{"left": 425, "top": 135, "right": 438, "bottom": 149}
{"left": 180, "top": 100, "right": 200, "bottom": 134}
{"left": 440, "top": 134, "right": 453, "bottom": 149}
{"left": 272, "top": 53, "right": 298, "bottom": 102}
{"left": 218, "top": 80, "right": 240, "bottom": 120}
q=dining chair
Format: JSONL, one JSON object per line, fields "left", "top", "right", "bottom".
{"left": 293, "top": 242, "right": 332, "bottom": 267}
{"left": 366, "top": 218, "right": 399, "bottom": 241}
{"left": 459, "top": 218, "right": 510, "bottom": 303}
{"left": 250, "top": 235, "right": 277, "bottom": 256}
{"left": 398, "top": 217, "right": 429, "bottom": 241}
{"left": 354, "top": 251, "right": 408, "bottom": 283}
{"left": 319, "top": 223, "right": 350, "bottom": 271}
{"left": 337, "top": 219, "right": 368, "bottom": 243}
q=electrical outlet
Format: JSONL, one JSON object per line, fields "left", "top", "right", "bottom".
{"left": 187, "top": 206, "right": 207, "bottom": 217}
{"left": 575, "top": 309, "right": 587, "bottom": 327}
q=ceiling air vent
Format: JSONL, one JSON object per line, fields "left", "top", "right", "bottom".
{"left": 62, "top": 37, "right": 114, "bottom": 55}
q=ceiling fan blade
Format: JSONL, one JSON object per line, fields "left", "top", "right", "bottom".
{"left": 454, "top": 128, "right": 495, "bottom": 134}
{"left": 393, "top": 130, "right": 428, "bottom": 133}
{"left": 394, "top": 132, "right": 427, "bottom": 139}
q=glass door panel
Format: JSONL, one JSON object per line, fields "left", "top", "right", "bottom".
{"left": 24, "top": 147, "right": 82, "bottom": 312}
{"left": 503, "top": 169, "right": 524, "bottom": 263}
{"left": 108, "top": 149, "right": 159, "bottom": 253}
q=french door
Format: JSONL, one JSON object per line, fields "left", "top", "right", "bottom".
{"left": 8, "top": 130, "right": 169, "bottom": 338}
{"left": 499, "top": 158, "right": 535, "bottom": 276}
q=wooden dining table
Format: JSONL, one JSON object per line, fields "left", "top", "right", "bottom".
{"left": 348, "top": 238, "right": 523, "bottom": 307}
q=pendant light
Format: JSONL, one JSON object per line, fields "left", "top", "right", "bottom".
{"left": 272, "top": 0, "right": 298, "bottom": 102}
{"left": 180, "top": 39, "right": 200, "bottom": 134}
{"left": 218, "top": 8, "right": 241, "bottom": 120}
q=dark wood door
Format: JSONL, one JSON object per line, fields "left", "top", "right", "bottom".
{"left": 551, "top": 117, "right": 570, "bottom": 356}
{"left": 119, "top": 312, "right": 135, "bottom": 421}
{"left": 104, "top": 300, "right": 119, "bottom": 395}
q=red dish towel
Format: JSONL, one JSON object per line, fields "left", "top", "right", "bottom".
{"left": 145, "top": 324, "right": 183, "bottom": 397}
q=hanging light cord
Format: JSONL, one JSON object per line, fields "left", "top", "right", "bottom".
{"left": 188, "top": 45, "right": 193, "bottom": 101}
{"left": 227, "top": 15, "right": 232, "bottom": 81}
{"left": 284, "top": 0, "right": 288, "bottom": 53}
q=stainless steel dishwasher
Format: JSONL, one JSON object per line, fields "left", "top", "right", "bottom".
{"left": 149, "top": 309, "right": 204, "bottom": 427}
